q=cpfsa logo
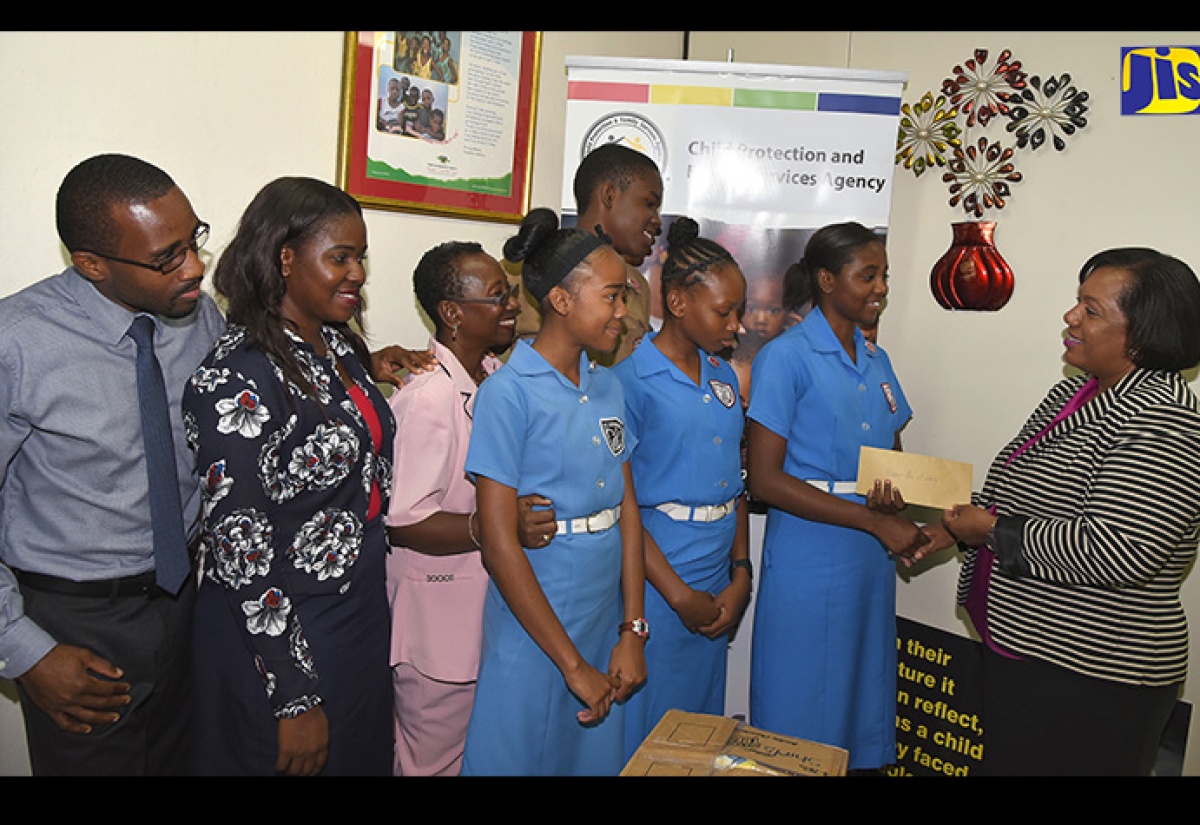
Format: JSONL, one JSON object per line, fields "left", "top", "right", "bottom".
{"left": 1121, "top": 47, "right": 1200, "bottom": 115}
{"left": 581, "top": 111, "right": 668, "bottom": 170}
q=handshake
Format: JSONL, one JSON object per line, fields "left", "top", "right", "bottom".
{"left": 863, "top": 478, "right": 993, "bottom": 567}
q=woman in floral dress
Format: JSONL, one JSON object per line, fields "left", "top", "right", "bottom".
{"left": 183, "top": 177, "right": 395, "bottom": 776}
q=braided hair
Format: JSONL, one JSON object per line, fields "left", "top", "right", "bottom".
{"left": 660, "top": 216, "right": 736, "bottom": 306}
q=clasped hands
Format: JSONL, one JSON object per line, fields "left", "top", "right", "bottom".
{"left": 671, "top": 578, "right": 750, "bottom": 640}
{"left": 864, "top": 479, "right": 966, "bottom": 567}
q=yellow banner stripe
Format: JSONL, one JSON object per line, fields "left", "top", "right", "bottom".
{"left": 649, "top": 85, "right": 734, "bottom": 106}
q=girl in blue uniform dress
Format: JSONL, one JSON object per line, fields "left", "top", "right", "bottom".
{"left": 613, "top": 217, "right": 751, "bottom": 758}
{"left": 745, "top": 222, "right": 930, "bottom": 772}
{"left": 462, "top": 208, "right": 648, "bottom": 775}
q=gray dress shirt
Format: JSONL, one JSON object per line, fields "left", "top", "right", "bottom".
{"left": 0, "top": 268, "right": 225, "bottom": 677}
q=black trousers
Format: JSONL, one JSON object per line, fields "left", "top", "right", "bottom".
{"left": 16, "top": 574, "right": 194, "bottom": 776}
{"left": 980, "top": 645, "right": 1179, "bottom": 776}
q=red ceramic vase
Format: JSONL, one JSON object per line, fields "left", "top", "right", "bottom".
{"left": 930, "top": 221, "right": 1014, "bottom": 311}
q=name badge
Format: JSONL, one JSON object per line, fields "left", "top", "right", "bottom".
{"left": 880, "top": 381, "right": 898, "bottom": 414}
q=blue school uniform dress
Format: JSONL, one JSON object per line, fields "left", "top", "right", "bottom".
{"left": 746, "top": 307, "right": 911, "bottom": 770}
{"left": 462, "top": 339, "right": 635, "bottom": 776}
{"left": 612, "top": 334, "right": 744, "bottom": 759}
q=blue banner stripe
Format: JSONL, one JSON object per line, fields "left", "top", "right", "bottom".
{"left": 818, "top": 93, "right": 902, "bottom": 116}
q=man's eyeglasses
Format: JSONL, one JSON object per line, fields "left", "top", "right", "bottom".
{"left": 89, "top": 222, "right": 210, "bottom": 275}
{"left": 456, "top": 283, "right": 521, "bottom": 306}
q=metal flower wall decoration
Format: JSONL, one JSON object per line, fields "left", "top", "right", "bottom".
{"left": 897, "top": 48, "right": 1092, "bottom": 312}
{"left": 1005, "top": 73, "right": 1090, "bottom": 151}
{"left": 942, "top": 48, "right": 1027, "bottom": 128}
{"left": 896, "top": 92, "right": 963, "bottom": 177}
{"left": 944, "top": 136, "right": 1021, "bottom": 218}
{"left": 895, "top": 48, "right": 1091, "bottom": 217}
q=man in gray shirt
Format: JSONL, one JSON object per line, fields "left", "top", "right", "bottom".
{"left": 0, "top": 154, "right": 224, "bottom": 774}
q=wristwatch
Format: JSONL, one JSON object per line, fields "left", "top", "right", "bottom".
{"left": 730, "top": 558, "right": 753, "bottom": 580}
{"left": 619, "top": 617, "right": 650, "bottom": 639}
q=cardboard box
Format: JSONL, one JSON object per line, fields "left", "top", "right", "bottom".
{"left": 620, "top": 710, "right": 848, "bottom": 776}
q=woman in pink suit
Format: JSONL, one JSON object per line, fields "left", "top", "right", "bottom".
{"left": 386, "top": 241, "right": 555, "bottom": 775}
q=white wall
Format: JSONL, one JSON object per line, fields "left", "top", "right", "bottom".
{"left": 2, "top": 29, "right": 1197, "bottom": 775}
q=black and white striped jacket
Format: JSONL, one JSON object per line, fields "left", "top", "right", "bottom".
{"left": 956, "top": 368, "right": 1200, "bottom": 687}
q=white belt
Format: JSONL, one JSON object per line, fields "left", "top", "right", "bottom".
{"left": 806, "top": 479, "right": 859, "bottom": 495}
{"left": 556, "top": 505, "right": 621, "bottom": 535}
{"left": 655, "top": 497, "right": 738, "bottom": 523}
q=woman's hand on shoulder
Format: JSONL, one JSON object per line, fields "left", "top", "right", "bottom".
{"left": 369, "top": 344, "right": 438, "bottom": 387}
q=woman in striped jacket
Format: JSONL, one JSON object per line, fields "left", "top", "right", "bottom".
{"left": 936, "top": 247, "right": 1200, "bottom": 775}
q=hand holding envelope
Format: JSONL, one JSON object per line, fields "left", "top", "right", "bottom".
{"left": 856, "top": 446, "right": 972, "bottom": 510}
{"left": 856, "top": 446, "right": 972, "bottom": 562}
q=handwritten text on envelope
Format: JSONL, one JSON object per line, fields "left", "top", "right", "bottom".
{"left": 855, "top": 446, "right": 973, "bottom": 510}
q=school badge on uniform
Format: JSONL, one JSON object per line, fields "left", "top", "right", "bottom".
{"left": 708, "top": 379, "right": 737, "bottom": 409}
{"left": 599, "top": 417, "right": 626, "bottom": 456}
{"left": 880, "top": 381, "right": 898, "bottom": 414}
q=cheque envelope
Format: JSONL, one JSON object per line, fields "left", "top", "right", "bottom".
{"left": 855, "top": 446, "right": 973, "bottom": 510}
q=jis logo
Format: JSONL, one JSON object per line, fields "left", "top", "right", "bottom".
{"left": 1121, "top": 46, "right": 1200, "bottom": 115}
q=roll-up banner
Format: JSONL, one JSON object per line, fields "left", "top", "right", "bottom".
{"left": 562, "top": 53, "right": 907, "bottom": 725}
{"left": 562, "top": 55, "right": 906, "bottom": 392}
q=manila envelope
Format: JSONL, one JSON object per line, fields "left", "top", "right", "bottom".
{"left": 855, "top": 446, "right": 972, "bottom": 511}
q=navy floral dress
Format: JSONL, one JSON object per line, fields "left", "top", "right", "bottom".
{"left": 182, "top": 324, "right": 395, "bottom": 775}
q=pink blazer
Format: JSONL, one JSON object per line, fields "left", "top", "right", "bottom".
{"left": 385, "top": 339, "right": 498, "bottom": 682}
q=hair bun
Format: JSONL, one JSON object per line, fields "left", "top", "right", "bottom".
{"left": 509, "top": 209, "right": 609, "bottom": 302}
{"left": 667, "top": 215, "right": 700, "bottom": 250}
{"left": 504, "top": 207, "right": 559, "bottom": 263}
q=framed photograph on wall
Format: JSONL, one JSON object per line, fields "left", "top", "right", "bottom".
{"left": 337, "top": 31, "right": 542, "bottom": 222}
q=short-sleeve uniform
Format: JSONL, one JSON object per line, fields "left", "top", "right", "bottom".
{"left": 462, "top": 339, "right": 634, "bottom": 776}
{"left": 612, "top": 334, "right": 744, "bottom": 757}
{"left": 746, "top": 307, "right": 911, "bottom": 770}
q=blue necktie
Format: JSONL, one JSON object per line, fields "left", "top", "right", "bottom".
{"left": 128, "top": 315, "right": 190, "bottom": 594}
